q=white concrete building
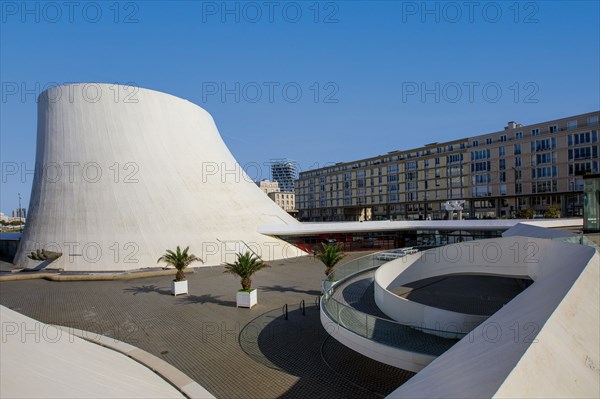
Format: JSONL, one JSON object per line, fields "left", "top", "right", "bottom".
{"left": 318, "top": 222, "right": 599, "bottom": 398}
{"left": 14, "top": 84, "right": 304, "bottom": 271}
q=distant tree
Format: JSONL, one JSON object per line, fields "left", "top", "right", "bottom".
{"left": 544, "top": 205, "right": 561, "bottom": 218}
{"left": 516, "top": 207, "right": 534, "bottom": 219}
{"left": 317, "top": 243, "right": 346, "bottom": 276}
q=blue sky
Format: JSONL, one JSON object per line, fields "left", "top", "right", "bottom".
{"left": 1, "top": 0, "right": 599, "bottom": 213}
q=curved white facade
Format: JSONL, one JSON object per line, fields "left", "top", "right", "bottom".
{"left": 14, "top": 84, "right": 304, "bottom": 271}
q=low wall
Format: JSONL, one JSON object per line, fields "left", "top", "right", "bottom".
{"left": 374, "top": 239, "right": 536, "bottom": 336}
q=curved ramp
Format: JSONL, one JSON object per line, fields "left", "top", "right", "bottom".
{"left": 382, "top": 237, "right": 599, "bottom": 398}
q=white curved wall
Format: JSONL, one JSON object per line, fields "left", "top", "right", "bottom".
{"left": 386, "top": 237, "right": 599, "bottom": 398}
{"left": 14, "top": 84, "right": 304, "bottom": 271}
{"left": 0, "top": 306, "right": 187, "bottom": 398}
{"left": 375, "top": 240, "right": 534, "bottom": 336}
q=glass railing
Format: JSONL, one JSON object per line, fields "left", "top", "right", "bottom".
{"left": 322, "top": 251, "right": 386, "bottom": 292}
{"left": 552, "top": 234, "right": 600, "bottom": 251}
{"left": 321, "top": 248, "right": 466, "bottom": 355}
{"left": 322, "top": 285, "right": 464, "bottom": 355}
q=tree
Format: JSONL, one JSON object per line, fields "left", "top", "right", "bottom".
{"left": 516, "top": 207, "right": 534, "bottom": 219}
{"left": 223, "top": 251, "right": 270, "bottom": 291}
{"left": 317, "top": 242, "right": 346, "bottom": 276}
{"left": 157, "top": 246, "right": 203, "bottom": 281}
{"left": 544, "top": 205, "right": 561, "bottom": 218}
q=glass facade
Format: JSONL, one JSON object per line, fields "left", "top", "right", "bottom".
{"left": 583, "top": 174, "right": 600, "bottom": 233}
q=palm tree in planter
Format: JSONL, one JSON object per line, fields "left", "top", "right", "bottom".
{"left": 223, "top": 251, "right": 270, "bottom": 308}
{"left": 157, "top": 246, "right": 203, "bottom": 296}
{"left": 317, "top": 242, "right": 346, "bottom": 277}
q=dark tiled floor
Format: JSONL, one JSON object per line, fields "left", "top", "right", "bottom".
{"left": 0, "top": 253, "right": 412, "bottom": 398}
{"left": 392, "top": 275, "right": 529, "bottom": 316}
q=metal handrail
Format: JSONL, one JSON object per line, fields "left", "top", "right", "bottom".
{"left": 282, "top": 303, "right": 288, "bottom": 320}
{"left": 320, "top": 249, "right": 466, "bottom": 356}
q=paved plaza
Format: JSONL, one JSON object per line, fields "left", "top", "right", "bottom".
{"left": 0, "top": 253, "right": 414, "bottom": 398}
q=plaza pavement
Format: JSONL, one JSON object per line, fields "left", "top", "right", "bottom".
{"left": 0, "top": 253, "right": 414, "bottom": 398}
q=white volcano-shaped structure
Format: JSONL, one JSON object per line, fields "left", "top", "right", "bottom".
{"left": 14, "top": 84, "right": 304, "bottom": 271}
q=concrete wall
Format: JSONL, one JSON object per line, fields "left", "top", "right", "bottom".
{"left": 14, "top": 84, "right": 304, "bottom": 271}
{"left": 374, "top": 252, "right": 490, "bottom": 337}
{"left": 388, "top": 238, "right": 599, "bottom": 398}
{"left": 0, "top": 306, "right": 186, "bottom": 398}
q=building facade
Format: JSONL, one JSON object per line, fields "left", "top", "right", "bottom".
{"left": 12, "top": 208, "right": 26, "bottom": 219}
{"left": 257, "top": 179, "right": 280, "bottom": 195}
{"left": 296, "top": 111, "right": 599, "bottom": 221}
{"left": 268, "top": 191, "right": 296, "bottom": 213}
{"left": 271, "top": 159, "right": 297, "bottom": 192}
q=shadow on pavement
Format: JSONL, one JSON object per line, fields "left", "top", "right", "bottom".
{"left": 177, "top": 293, "right": 236, "bottom": 307}
{"left": 123, "top": 285, "right": 171, "bottom": 296}
{"left": 239, "top": 305, "right": 415, "bottom": 398}
{"left": 258, "top": 284, "right": 321, "bottom": 296}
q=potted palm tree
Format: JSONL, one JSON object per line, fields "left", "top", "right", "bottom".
{"left": 317, "top": 242, "right": 346, "bottom": 277}
{"left": 223, "top": 251, "right": 270, "bottom": 308}
{"left": 157, "top": 246, "right": 203, "bottom": 296}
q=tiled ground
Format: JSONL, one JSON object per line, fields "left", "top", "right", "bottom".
{"left": 0, "top": 253, "right": 414, "bottom": 398}
{"left": 391, "top": 275, "right": 529, "bottom": 316}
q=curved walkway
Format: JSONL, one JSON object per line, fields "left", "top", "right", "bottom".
{"left": 332, "top": 271, "right": 390, "bottom": 319}
{"left": 326, "top": 270, "right": 457, "bottom": 356}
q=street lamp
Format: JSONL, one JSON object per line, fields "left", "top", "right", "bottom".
{"left": 18, "top": 193, "right": 22, "bottom": 233}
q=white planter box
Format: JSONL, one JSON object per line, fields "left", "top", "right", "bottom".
{"left": 171, "top": 280, "right": 188, "bottom": 296}
{"left": 236, "top": 289, "right": 257, "bottom": 308}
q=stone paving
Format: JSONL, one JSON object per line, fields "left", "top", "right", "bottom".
{"left": 0, "top": 253, "right": 414, "bottom": 398}
{"left": 391, "top": 275, "right": 529, "bottom": 316}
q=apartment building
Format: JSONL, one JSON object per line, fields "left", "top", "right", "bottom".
{"left": 271, "top": 159, "right": 297, "bottom": 192}
{"left": 268, "top": 191, "right": 296, "bottom": 213}
{"left": 296, "top": 111, "right": 599, "bottom": 221}
{"left": 257, "top": 179, "right": 280, "bottom": 195}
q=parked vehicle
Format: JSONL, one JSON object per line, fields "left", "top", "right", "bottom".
{"left": 375, "top": 247, "right": 419, "bottom": 261}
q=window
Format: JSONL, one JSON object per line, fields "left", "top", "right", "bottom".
{"left": 567, "top": 120, "right": 577, "bottom": 130}
{"left": 514, "top": 143, "right": 522, "bottom": 155}
{"left": 515, "top": 131, "right": 523, "bottom": 140}
{"left": 531, "top": 128, "right": 540, "bottom": 136}
{"left": 588, "top": 115, "right": 599, "bottom": 126}
{"left": 405, "top": 161, "right": 418, "bottom": 170}
{"left": 549, "top": 125, "right": 558, "bottom": 133}
{"left": 499, "top": 146, "right": 506, "bottom": 157}
{"left": 499, "top": 135, "right": 507, "bottom": 142}
{"left": 446, "top": 154, "right": 463, "bottom": 164}
{"left": 515, "top": 156, "right": 522, "bottom": 167}
{"left": 486, "top": 138, "right": 493, "bottom": 145}
{"left": 472, "top": 140, "right": 479, "bottom": 147}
